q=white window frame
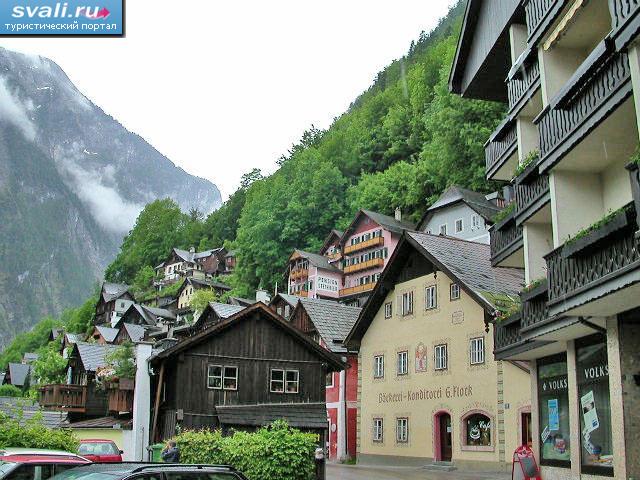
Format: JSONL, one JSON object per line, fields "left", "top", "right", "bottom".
{"left": 384, "top": 302, "right": 392, "bottom": 319}
{"left": 450, "top": 283, "right": 461, "bottom": 300}
{"left": 455, "top": 218, "right": 464, "bottom": 233}
{"left": 435, "top": 344, "right": 448, "bottom": 371}
{"left": 470, "top": 337, "right": 485, "bottom": 365}
{"left": 396, "top": 417, "right": 409, "bottom": 443}
{"left": 472, "top": 215, "right": 480, "bottom": 229}
{"left": 373, "top": 355, "right": 384, "bottom": 378}
{"left": 439, "top": 224, "right": 447, "bottom": 235}
{"left": 207, "top": 365, "right": 223, "bottom": 390}
{"left": 285, "top": 370, "right": 299, "bottom": 394}
{"left": 223, "top": 366, "right": 238, "bottom": 391}
{"left": 373, "top": 418, "right": 384, "bottom": 442}
{"left": 270, "top": 368, "right": 285, "bottom": 393}
{"left": 425, "top": 285, "right": 437, "bottom": 310}
{"left": 401, "top": 291, "right": 413, "bottom": 316}
{"left": 397, "top": 351, "right": 408, "bottom": 376}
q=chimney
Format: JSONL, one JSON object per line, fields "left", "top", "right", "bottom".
{"left": 395, "top": 207, "right": 402, "bottom": 222}
{"left": 256, "top": 289, "right": 271, "bottom": 304}
{"left": 189, "top": 246, "right": 196, "bottom": 254}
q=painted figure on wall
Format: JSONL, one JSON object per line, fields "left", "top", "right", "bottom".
{"left": 415, "top": 343, "right": 427, "bottom": 372}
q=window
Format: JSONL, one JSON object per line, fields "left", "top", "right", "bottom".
{"left": 396, "top": 418, "right": 408, "bottom": 443}
{"left": 464, "top": 413, "right": 492, "bottom": 446}
{"left": 277, "top": 306, "right": 283, "bottom": 316}
{"left": 455, "top": 218, "right": 463, "bottom": 233}
{"left": 472, "top": 215, "right": 480, "bottom": 229}
{"left": 384, "top": 302, "right": 392, "bottom": 319}
{"left": 284, "top": 305, "right": 290, "bottom": 318}
{"left": 326, "top": 372, "right": 334, "bottom": 388}
{"left": 207, "top": 365, "right": 223, "bottom": 389}
{"left": 439, "top": 224, "right": 447, "bottom": 235}
{"left": 435, "top": 344, "right": 448, "bottom": 370}
{"left": 373, "top": 355, "right": 384, "bottom": 378}
{"left": 223, "top": 366, "right": 238, "bottom": 390}
{"left": 576, "top": 335, "right": 613, "bottom": 475}
{"left": 286, "top": 370, "right": 299, "bottom": 393}
{"left": 425, "top": 285, "right": 437, "bottom": 310}
{"left": 270, "top": 369, "right": 284, "bottom": 393}
{"left": 401, "top": 291, "right": 413, "bottom": 316}
{"left": 450, "top": 283, "right": 460, "bottom": 300}
{"left": 397, "top": 351, "right": 408, "bottom": 376}
{"left": 470, "top": 337, "right": 485, "bottom": 365}
{"left": 373, "top": 418, "right": 383, "bottom": 442}
{"left": 537, "top": 353, "right": 571, "bottom": 467}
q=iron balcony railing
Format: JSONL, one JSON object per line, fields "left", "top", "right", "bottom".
{"left": 490, "top": 209, "right": 524, "bottom": 267}
{"left": 507, "top": 55, "right": 541, "bottom": 115}
{"left": 515, "top": 167, "right": 550, "bottom": 225}
{"left": 524, "top": 0, "right": 564, "bottom": 45}
{"left": 494, "top": 312, "right": 523, "bottom": 354}
{"left": 485, "top": 119, "right": 517, "bottom": 180}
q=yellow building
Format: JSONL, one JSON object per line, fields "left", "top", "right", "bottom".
{"left": 346, "top": 232, "right": 531, "bottom": 471}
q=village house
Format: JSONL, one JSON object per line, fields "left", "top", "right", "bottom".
{"left": 224, "top": 250, "right": 236, "bottom": 273}
{"left": 289, "top": 297, "right": 360, "bottom": 461}
{"left": 94, "top": 283, "right": 135, "bottom": 327}
{"left": 193, "top": 302, "right": 245, "bottom": 332}
{"left": 450, "top": 1, "right": 640, "bottom": 478}
{"left": 286, "top": 249, "right": 342, "bottom": 299}
{"left": 114, "top": 323, "right": 147, "bottom": 345}
{"left": 116, "top": 304, "right": 177, "bottom": 329}
{"left": 2, "top": 362, "right": 31, "bottom": 390}
{"left": 176, "top": 277, "right": 232, "bottom": 310}
{"left": 319, "top": 229, "right": 344, "bottom": 267}
{"left": 269, "top": 293, "right": 301, "bottom": 320}
{"left": 345, "top": 232, "right": 529, "bottom": 471}
{"left": 155, "top": 247, "right": 227, "bottom": 285}
{"left": 417, "top": 185, "right": 505, "bottom": 244}
{"left": 149, "top": 303, "right": 346, "bottom": 445}
{"left": 87, "top": 325, "right": 119, "bottom": 345}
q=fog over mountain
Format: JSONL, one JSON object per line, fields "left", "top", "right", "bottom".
{"left": 0, "top": 47, "right": 221, "bottom": 347}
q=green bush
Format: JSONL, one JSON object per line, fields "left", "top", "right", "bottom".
{"left": 0, "top": 384, "right": 23, "bottom": 397}
{"left": 0, "top": 409, "right": 78, "bottom": 452}
{"left": 176, "top": 421, "right": 317, "bottom": 480}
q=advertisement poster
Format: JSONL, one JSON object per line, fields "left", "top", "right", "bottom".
{"left": 548, "top": 399, "right": 559, "bottom": 431}
{"left": 581, "top": 390, "right": 599, "bottom": 433}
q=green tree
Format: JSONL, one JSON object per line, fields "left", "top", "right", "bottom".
{"left": 31, "top": 342, "right": 68, "bottom": 386}
{"left": 105, "top": 342, "right": 136, "bottom": 380}
{"left": 189, "top": 289, "right": 218, "bottom": 316}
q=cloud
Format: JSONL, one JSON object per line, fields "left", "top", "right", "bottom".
{"left": 54, "top": 145, "right": 144, "bottom": 234}
{"left": 0, "top": 76, "right": 36, "bottom": 141}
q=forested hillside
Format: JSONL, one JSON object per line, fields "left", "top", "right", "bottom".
{"left": 0, "top": 0, "right": 505, "bottom": 366}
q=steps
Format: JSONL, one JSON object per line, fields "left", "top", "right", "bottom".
{"left": 422, "top": 461, "right": 457, "bottom": 472}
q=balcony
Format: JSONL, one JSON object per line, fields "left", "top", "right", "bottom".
{"left": 545, "top": 203, "right": 640, "bottom": 317}
{"left": 507, "top": 52, "right": 541, "bottom": 116}
{"left": 515, "top": 166, "right": 550, "bottom": 225}
{"left": 490, "top": 209, "right": 524, "bottom": 267}
{"left": 485, "top": 118, "right": 518, "bottom": 181}
{"left": 40, "top": 384, "right": 87, "bottom": 413}
{"left": 524, "top": 0, "right": 565, "bottom": 46}
{"left": 298, "top": 290, "right": 309, "bottom": 298}
{"left": 494, "top": 312, "right": 523, "bottom": 358}
{"left": 536, "top": 44, "right": 633, "bottom": 173}
{"left": 326, "top": 252, "right": 341, "bottom": 261}
{"left": 520, "top": 280, "right": 551, "bottom": 332}
{"left": 289, "top": 268, "right": 309, "bottom": 281}
{"left": 611, "top": 0, "right": 640, "bottom": 49}
{"left": 343, "top": 258, "right": 384, "bottom": 275}
{"left": 343, "top": 237, "right": 384, "bottom": 255}
{"left": 107, "top": 380, "right": 134, "bottom": 413}
{"left": 339, "top": 282, "right": 376, "bottom": 297}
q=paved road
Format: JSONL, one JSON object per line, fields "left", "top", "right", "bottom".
{"left": 327, "top": 463, "right": 511, "bottom": 480}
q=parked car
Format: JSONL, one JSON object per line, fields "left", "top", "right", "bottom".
{"left": 77, "top": 440, "right": 123, "bottom": 463}
{"left": 50, "top": 463, "right": 249, "bottom": 480}
{"left": 0, "top": 449, "right": 90, "bottom": 480}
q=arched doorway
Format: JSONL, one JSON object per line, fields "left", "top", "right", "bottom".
{"left": 434, "top": 411, "right": 452, "bottom": 461}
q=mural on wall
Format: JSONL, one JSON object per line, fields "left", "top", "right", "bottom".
{"left": 416, "top": 343, "right": 428, "bottom": 372}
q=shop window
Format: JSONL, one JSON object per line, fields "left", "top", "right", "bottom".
{"left": 576, "top": 334, "right": 613, "bottom": 476}
{"left": 537, "top": 353, "right": 571, "bottom": 468}
{"left": 463, "top": 412, "right": 492, "bottom": 448}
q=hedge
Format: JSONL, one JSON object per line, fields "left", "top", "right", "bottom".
{"left": 0, "top": 408, "right": 78, "bottom": 452}
{"left": 175, "top": 420, "right": 317, "bottom": 480}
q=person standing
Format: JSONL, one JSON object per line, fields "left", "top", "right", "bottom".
{"left": 161, "top": 441, "right": 180, "bottom": 463}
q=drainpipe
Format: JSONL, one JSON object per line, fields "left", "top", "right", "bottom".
{"left": 337, "top": 361, "right": 347, "bottom": 460}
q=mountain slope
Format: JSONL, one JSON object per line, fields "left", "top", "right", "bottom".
{"left": 0, "top": 47, "right": 221, "bottom": 348}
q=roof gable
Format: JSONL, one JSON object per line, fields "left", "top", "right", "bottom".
{"left": 417, "top": 185, "right": 502, "bottom": 229}
{"left": 296, "top": 298, "right": 361, "bottom": 353}
{"left": 341, "top": 210, "right": 415, "bottom": 246}
{"left": 7, "top": 363, "right": 30, "bottom": 387}
{"left": 289, "top": 249, "right": 341, "bottom": 273}
{"left": 73, "top": 342, "right": 119, "bottom": 372}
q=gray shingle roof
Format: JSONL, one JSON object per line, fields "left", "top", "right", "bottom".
{"left": 122, "top": 323, "right": 146, "bottom": 343}
{"left": 102, "top": 283, "right": 130, "bottom": 302}
{"left": 215, "top": 402, "right": 328, "bottom": 429}
{"left": 75, "top": 342, "right": 119, "bottom": 372}
{"left": 272, "top": 293, "right": 301, "bottom": 309}
{"left": 68, "top": 416, "right": 132, "bottom": 429}
{"left": 0, "top": 397, "right": 68, "bottom": 428}
{"left": 293, "top": 249, "right": 341, "bottom": 273}
{"left": 299, "top": 298, "right": 361, "bottom": 353}
{"left": 210, "top": 302, "right": 245, "bottom": 319}
{"left": 22, "top": 352, "right": 38, "bottom": 363}
{"left": 65, "top": 333, "right": 83, "bottom": 344}
{"left": 361, "top": 209, "right": 416, "bottom": 234}
{"left": 173, "top": 247, "right": 224, "bottom": 263}
{"left": 7, "top": 363, "right": 30, "bottom": 387}
{"left": 419, "top": 185, "right": 501, "bottom": 229}
{"left": 407, "top": 232, "right": 523, "bottom": 306}
{"left": 96, "top": 326, "right": 119, "bottom": 343}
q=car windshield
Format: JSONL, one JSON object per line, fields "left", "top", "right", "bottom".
{"left": 49, "top": 471, "right": 125, "bottom": 480}
{"left": 78, "top": 443, "right": 118, "bottom": 456}
{"left": 0, "top": 462, "right": 17, "bottom": 478}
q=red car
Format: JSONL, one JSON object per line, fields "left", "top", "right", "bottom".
{"left": 0, "top": 448, "right": 90, "bottom": 480}
{"left": 77, "top": 440, "right": 123, "bottom": 463}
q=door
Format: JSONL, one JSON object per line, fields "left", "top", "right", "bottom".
{"left": 439, "top": 413, "right": 452, "bottom": 461}
{"left": 521, "top": 412, "right": 532, "bottom": 447}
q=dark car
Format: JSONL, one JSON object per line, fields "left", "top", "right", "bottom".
{"left": 49, "top": 463, "right": 249, "bottom": 480}
{"left": 0, "top": 449, "right": 91, "bottom": 480}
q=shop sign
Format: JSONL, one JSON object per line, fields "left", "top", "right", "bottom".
{"left": 378, "top": 384, "right": 473, "bottom": 403}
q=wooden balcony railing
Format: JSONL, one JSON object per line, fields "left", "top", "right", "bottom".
{"left": 343, "top": 258, "right": 384, "bottom": 274}
{"left": 524, "top": 0, "right": 564, "bottom": 45}
{"left": 289, "top": 268, "right": 309, "bottom": 281}
{"left": 485, "top": 119, "right": 517, "bottom": 180}
{"left": 545, "top": 205, "right": 639, "bottom": 315}
{"left": 40, "top": 384, "right": 87, "bottom": 412}
{"left": 536, "top": 46, "right": 632, "bottom": 172}
{"left": 490, "top": 210, "right": 524, "bottom": 267}
{"left": 507, "top": 55, "right": 541, "bottom": 115}
{"left": 494, "top": 312, "right": 523, "bottom": 354}
{"left": 515, "top": 168, "right": 550, "bottom": 224}
{"left": 343, "top": 237, "right": 384, "bottom": 255}
{"left": 108, "top": 386, "right": 134, "bottom": 413}
{"left": 339, "top": 282, "right": 376, "bottom": 297}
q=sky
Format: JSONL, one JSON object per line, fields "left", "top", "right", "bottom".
{"left": 1, "top": 0, "right": 456, "bottom": 200}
